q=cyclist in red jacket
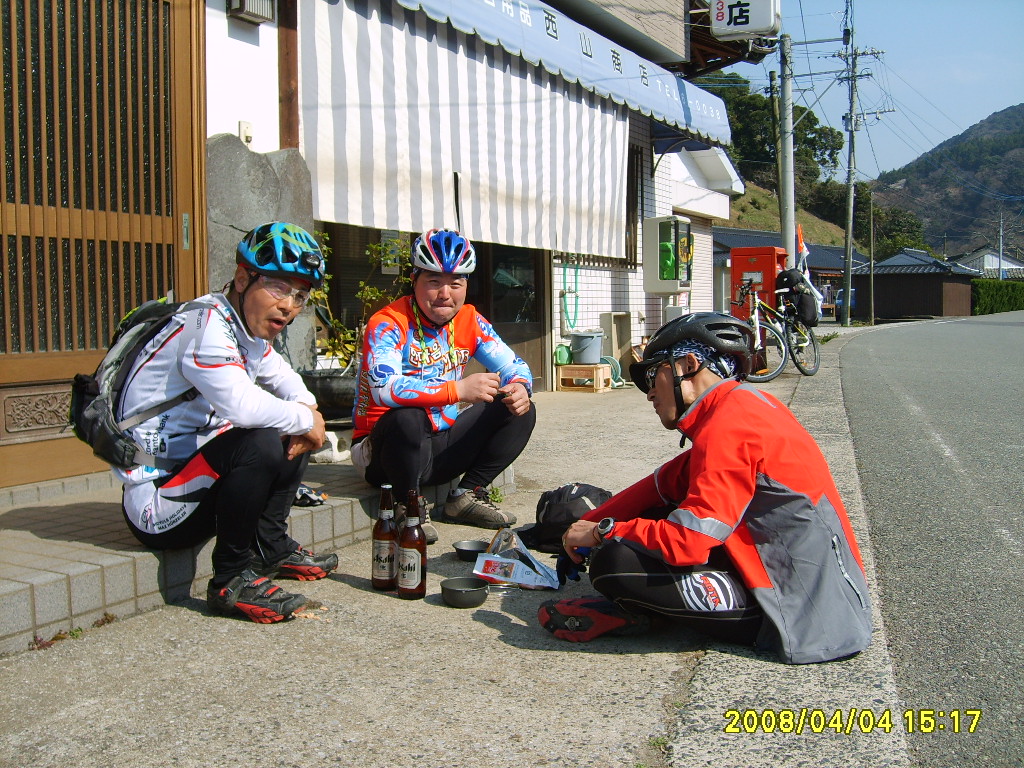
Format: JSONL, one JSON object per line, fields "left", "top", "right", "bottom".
{"left": 539, "top": 312, "right": 872, "bottom": 664}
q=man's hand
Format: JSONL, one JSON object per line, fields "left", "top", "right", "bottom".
{"left": 498, "top": 381, "right": 531, "bottom": 416}
{"left": 455, "top": 372, "right": 501, "bottom": 403}
{"left": 286, "top": 404, "right": 326, "bottom": 460}
{"left": 562, "top": 519, "right": 602, "bottom": 564}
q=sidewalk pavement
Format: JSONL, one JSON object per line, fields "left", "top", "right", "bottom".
{"left": 0, "top": 320, "right": 912, "bottom": 768}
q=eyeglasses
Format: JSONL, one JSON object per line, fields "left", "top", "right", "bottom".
{"left": 644, "top": 361, "right": 669, "bottom": 390}
{"left": 258, "top": 276, "right": 310, "bottom": 308}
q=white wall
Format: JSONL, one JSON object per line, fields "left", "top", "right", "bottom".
{"left": 205, "top": 2, "right": 280, "bottom": 153}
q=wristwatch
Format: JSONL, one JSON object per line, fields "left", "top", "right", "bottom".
{"left": 596, "top": 517, "right": 616, "bottom": 540}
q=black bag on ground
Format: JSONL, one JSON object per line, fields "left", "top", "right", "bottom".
{"left": 68, "top": 298, "right": 213, "bottom": 471}
{"left": 518, "top": 483, "right": 613, "bottom": 554}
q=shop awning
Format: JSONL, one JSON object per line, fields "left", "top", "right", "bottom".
{"left": 395, "top": 0, "right": 731, "bottom": 146}
{"left": 300, "top": 0, "right": 630, "bottom": 259}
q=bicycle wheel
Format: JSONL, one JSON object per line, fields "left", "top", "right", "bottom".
{"left": 746, "top": 322, "right": 788, "bottom": 383}
{"left": 787, "top": 320, "right": 821, "bottom": 376}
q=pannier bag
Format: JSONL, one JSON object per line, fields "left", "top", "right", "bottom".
{"left": 518, "top": 482, "right": 613, "bottom": 553}
{"left": 775, "top": 268, "right": 819, "bottom": 327}
{"left": 68, "top": 298, "right": 215, "bottom": 471}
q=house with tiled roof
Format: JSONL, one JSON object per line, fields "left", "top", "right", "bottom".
{"left": 851, "top": 249, "right": 980, "bottom": 319}
{"left": 948, "top": 245, "right": 1024, "bottom": 280}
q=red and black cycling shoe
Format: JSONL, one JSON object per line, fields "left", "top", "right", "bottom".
{"left": 207, "top": 569, "right": 306, "bottom": 624}
{"left": 253, "top": 547, "right": 339, "bottom": 581}
{"left": 538, "top": 596, "right": 650, "bottom": 642}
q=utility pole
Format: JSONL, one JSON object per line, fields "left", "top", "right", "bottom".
{"left": 839, "top": 26, "right": 858, "bottom": 327}
{"left": 869, "top": 197, "right": 875, "bottom": 325}
{"left": 779, "top": 35, "right": 796, "bottom": 267}
{"left": 835, "top": 6, "right": 884, "bottom": 327}
{"left": 999, "top": 209, "right": 1005, "bottom": 279}
{"left": 769, "top": 71, "right": 783, "bottom": 229}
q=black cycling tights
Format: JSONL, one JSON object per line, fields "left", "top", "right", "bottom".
{"left": 123, "top": 427, "right": 307, "bottom": 583}
{"left": 589, "top": 539, "right": 764, "bottom": 647}
{"left": 364, "top": 399, "right": 537, "bottom": 501}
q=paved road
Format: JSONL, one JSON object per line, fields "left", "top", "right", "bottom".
{"left": 842, "top": 312, "right": 1024, "bottom": 768}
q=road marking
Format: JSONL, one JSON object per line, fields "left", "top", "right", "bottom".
{"left": 995, "top": 527, "right": 1024, "bottom": 558}
{"left": 891, "top": 386, "right": 963, "bottom": 473}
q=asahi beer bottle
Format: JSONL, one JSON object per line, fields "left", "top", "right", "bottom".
{"left": 397, "top": 489, "right": 427, "bottom": 599}
{"left": 371, "top": 484, "right": 398, "bottom": 591}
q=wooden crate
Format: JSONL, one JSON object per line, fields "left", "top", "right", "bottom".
{"left": 556, "top": 363, "right": 612, "bottom": 393}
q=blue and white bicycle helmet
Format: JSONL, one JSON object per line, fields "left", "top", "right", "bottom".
{"left": 236, "top": 222, "right": 325, "bottom": 288}
{"left": 412, "top": 228, "right": 476, "bottom": 275}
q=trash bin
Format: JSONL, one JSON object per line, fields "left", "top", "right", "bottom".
{"left": 569, "top": 332, "right": 603, "bottom": 365}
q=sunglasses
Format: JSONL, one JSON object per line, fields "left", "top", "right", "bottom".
{"left": 258, "top": 275, "right": 311, "bottom": 308}
{"left": 644, "top": 361, "right": 669, "bottom": 390}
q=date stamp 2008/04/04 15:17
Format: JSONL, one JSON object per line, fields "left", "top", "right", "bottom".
{"left": 723, "top": 708, "right": 982, "bottom": 735}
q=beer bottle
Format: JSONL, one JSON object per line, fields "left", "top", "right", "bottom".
{"left": 397, "top": 489, "right": 427, "bottom": 599}
{"left": 371, "top": 484, "right": 398, "bottom": 591}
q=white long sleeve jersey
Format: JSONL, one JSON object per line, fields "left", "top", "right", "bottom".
{"left": 115, "top": 292, "right": 315, "bottom": 528}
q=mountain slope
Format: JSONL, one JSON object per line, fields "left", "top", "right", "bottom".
{"left": 873, "top": 104, "right": 1024, "bottom": 256}
{"left": 718, "top": 182, "right": 858, "bottom": 249}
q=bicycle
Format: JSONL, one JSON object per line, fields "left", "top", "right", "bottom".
{"left": 732, "top": 278, "right": 821, "bottom": 381}
{"left": 732, "top": 279, "right": 788, "bottom": 382}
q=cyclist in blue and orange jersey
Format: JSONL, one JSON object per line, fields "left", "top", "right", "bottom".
{"left": 351, "top": 228, "right": 535, "bottom": 542}
{"left": 115, "top": 222, "right": 339, "bottom": 624}
{"left": 540, "top": 312, "right": 872, "bottom": 664}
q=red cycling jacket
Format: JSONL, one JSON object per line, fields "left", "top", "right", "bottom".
{"left": 584, "top": 379, "right": 872, "bottom": 664}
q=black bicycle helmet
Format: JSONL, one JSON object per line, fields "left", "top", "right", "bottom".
{"left": 630, "top": 312, "right": 754, "bottom": 393}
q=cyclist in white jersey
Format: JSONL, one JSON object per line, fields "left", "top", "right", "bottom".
{"left": 116, "top": 222, "right": 337, "bottom": 623}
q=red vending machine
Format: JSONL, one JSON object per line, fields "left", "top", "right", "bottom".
{"left": 729, "top": 247, "right": 788, "bottom": 321}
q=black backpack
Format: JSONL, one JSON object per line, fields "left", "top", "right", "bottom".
{"left": 776, "top": 269, "right": 819, "bottom": 327}
{"left": 68, "top": 298, "right": 215, "bottom": 471}
{"left": 775, "top": 268, "right": 807, "bottom": 295}
{"left": 518, "top": 483, "right": 613, "bottom": 554}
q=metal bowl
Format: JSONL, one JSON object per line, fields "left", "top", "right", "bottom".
{"left": 452, "top": 539, "right": 489, "bottom": 562}
{"left": 440, "top": 576, "right": 490, "bottom": 608}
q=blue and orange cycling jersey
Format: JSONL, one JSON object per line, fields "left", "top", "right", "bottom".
{"left": 353, "top": 296, "right": 533, "bottom": 440}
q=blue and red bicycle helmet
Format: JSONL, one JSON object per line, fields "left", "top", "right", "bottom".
{"left": 412, "top": 228, "right": 476, "bottom": 275}
{"left": 236, "top": 222, "right": 325, "bottom": 289}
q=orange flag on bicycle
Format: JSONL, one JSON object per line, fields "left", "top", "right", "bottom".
{"left": 796, "top": 224, "right": 810, "bottom": 270}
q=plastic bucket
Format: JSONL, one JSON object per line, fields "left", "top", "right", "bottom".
{"left": 569, "top": 332, "right": 603, "bottom": 365}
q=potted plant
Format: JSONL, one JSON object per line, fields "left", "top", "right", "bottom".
{"left": 301, "top": 233, "right": 412, "bottom": 421}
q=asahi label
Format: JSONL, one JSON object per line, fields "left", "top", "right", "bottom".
{"left": 397, "top": 546, "right": 423, "bottom": 588}
{"left": 372, "top": 540, "right": 396, "bottom": 579}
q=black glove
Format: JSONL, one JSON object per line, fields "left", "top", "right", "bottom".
{"left": 556, "top": 546, "right": 591, "bottom": 587}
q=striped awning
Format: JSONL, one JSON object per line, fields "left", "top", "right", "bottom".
{"left": 395, "top": 0, "right": 731, "bottom": 145}
{"left": 299, "top": 0, "right": 632, "bottom": 258}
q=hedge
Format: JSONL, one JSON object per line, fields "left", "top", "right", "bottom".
{"left": 972, "top": 279, "right": 1024, "bottom": 315}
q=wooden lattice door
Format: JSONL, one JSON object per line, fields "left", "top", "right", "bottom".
{"left": 0, "top": 0, "right": 205, "bottom": 486}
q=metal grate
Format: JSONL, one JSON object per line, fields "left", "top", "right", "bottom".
{"left": 226, "top": 0, "right": 275, "bottom": 25}
{"left": 0, "top": 0, "right": 176, "bottom": 358}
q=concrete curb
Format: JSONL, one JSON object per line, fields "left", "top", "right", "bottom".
{"left": 0, "top": 461, "right": 512, "bottom": 655}
{"left": 668, "top": 325, "right": 911, "bottom": 767}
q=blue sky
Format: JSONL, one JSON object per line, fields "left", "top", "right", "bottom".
{"left": 721, "top": 0, "right": 1024, "bottom": 180}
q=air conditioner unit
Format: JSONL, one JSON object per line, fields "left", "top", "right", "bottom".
{"left": 226, "top": 0, "right": 275, "bottom": 25}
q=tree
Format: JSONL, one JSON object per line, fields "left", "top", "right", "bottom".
{"left": 871, "top": 205, "right": 930, "bottom": 260}
{"left": 695, "top": 73, "right": 844, "bottom": 195}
